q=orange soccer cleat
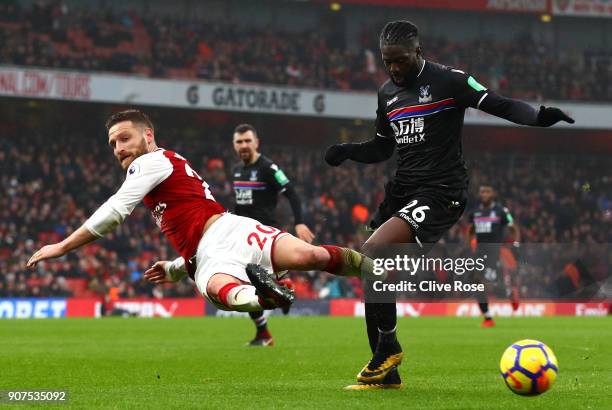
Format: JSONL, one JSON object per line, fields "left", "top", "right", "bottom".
{"left": 481, "top": 318, "right": 496, "bottom": 327}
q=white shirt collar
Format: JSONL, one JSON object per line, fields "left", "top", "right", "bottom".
{"left": 416, "top": 60, "right": 426, "bottom": 78}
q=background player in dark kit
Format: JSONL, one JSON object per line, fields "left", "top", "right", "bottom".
{"left": 467, "top": 184, "right": 521, "bottom": 327}
{"left": 232, "top": 123, "right": 315, "bottom": 346}
{"left": 325, "top": 20, "right": 574, "bottom": 389}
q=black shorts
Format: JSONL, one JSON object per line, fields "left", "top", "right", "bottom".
{"left": 370, "top": 181, "right": 467, "bottom": 245}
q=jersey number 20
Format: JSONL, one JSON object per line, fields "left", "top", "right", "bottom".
{"left": 247, "top": 224, "right": 278, "bottom": 250}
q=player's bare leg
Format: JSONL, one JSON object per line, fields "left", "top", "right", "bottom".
{"left": 346, "top": 216, "right": 412, "bottom": 390}
{"left": 271, "top": 234, "right": 375, "bottom": 277}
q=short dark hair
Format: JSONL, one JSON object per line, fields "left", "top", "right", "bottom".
{"left": 379, "top": 20, "right": 419, "bottom": 49}
{"left": 233, "top": 123, "right": 257, "bottom": 137}
{"left": 105, "top": 109, "right": 154, "bottom": 131}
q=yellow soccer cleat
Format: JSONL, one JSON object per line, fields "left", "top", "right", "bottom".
{"left": 344, "top": 383, "right": 403, "bottom": 390}
{"left": 357, "top": 351, "right": 404, "bottom": 384}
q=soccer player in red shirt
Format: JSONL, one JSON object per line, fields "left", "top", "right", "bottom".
{"left": 27, "top": 110, "right": 374, "bottom": 313}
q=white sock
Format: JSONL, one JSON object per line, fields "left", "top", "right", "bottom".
{"left": 223, "top": 285, "right": 264, "bottom": 312}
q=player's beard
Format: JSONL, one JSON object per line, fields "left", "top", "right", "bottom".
{"left": 390, "top": 60, "right": 422, "bottom": 87}
{"left": 239, "top": 149, "right": 254, "bottom": 164}
{"left": 391, "top": 68, "right": 417, "bottom": 87}
{"left": 120, "top": 137, "right": 149, "bottom": 170}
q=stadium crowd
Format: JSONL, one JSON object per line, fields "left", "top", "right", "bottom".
{"left": 1, "top": 130, "right": 610, "bottom": 300}
{"left": 0, "top": 1, "right": 610, "bottom": 101}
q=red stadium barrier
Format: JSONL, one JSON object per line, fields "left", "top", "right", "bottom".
{"left": 112, "top": 298, "right": 205, "bottom": 317}
{"left": 4, "top": 298, "right": 606, "bottom": 318}
{"left": 64, "top": 298, "right": 205, "bottom": 318}
{"left": 66, "top": 298, "right": 101, "bottom": 317}
{"left": 329, "top": 299, "right": 610, "bottom": 317}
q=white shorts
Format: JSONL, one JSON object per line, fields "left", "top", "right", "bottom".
{"left": 193, "top": 213, "right": 290, "bottom": 306}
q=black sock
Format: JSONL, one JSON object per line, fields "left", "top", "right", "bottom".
{"left": 379, "top": 326, "right": 397, "bottom": 344}
{"left": 376, "top": 303, "right": 400, "bottom": 352}
{"left": 364, "top": 302, "right": 380, "bottom": 354}
{"left": 479, "top": 302, "right": 492, "bottom": 319}
{"left": 249, "top": 310, "right": 264, "bottom": 321}
{"left": 377, "top": 302, "right": 397, "bottom": 333}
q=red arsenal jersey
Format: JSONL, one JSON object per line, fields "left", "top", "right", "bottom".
{"left": 142, "top": 149, "right": 225, "bottom": 261}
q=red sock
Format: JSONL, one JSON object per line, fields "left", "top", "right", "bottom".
{"left": 252, "top": 315, "right": 270, "bottom": 338}
{"left": 321, "top": 245, "right": 342, "bottom": 274}
{"left": 217, "top": 283, "right": 240, "bottom": 308}
{"left": 258, "top": 329, "right": 272, "bottom": 339}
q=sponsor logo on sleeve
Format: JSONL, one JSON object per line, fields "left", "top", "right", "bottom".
{"left": 127, "top": 162, "right": 140, "bottom": 177}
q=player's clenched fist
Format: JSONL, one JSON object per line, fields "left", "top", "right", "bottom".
{"left": 537, "top": 106, "right": 575, "bottom": 127}
{"left": 325, "top": 144, "right": 353, "bottom": 166}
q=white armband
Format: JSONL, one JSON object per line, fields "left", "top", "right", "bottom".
{"left": 164, "top": 257, "right": 188, "bottom": 282}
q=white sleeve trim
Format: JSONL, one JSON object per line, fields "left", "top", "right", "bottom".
{"left": 84, "top": 151, "right": 173, "bottom": 237}
{"left": 84, "top": 201, "right": 123, "bottom": 237}
{"left": 376, "top": 132, "right": 390, "bottom": 139}
{"left": 164, "top": 257, "right": 188, "bottom": 282}
{"left": 84, "top": 221, "right": 104, "bottom": 238}
{"left": 476, "top": 92, "right": 489, "bottom": 109}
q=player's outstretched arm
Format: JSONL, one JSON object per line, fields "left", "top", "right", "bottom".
{"left": 478, "top": 92, "right": 574, "bottom": 127}
{"left": 27, "top": 153, "right": 171, "bottom": 269}
{"left": 26, "top": 225, "right": 98, "bottom": 268}
{"left": 143, "top": 258, "right": 188, "bottom": 284}
{"left": 325, "top": 136, "right": 395, "bottom": 166}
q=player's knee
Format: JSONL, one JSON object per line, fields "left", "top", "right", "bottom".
{"left": 360, "top": 242, "right": 377, "bottom": 258}
{"left": 206, "top": 273, "right": 238, "bottom": 301}
{"left": 206, "top": 281, "right": 222, "bottom": 301}
{"left": 294, "top": 245, "right": 326, "bottom": 269}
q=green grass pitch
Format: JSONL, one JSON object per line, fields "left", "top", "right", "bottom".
{"left": 1, "top": 316, "right": 610, "bottom": 409}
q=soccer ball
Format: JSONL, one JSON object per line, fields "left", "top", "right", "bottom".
{"left": 499, "top": 339, "right": 558, "bottom": 395}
